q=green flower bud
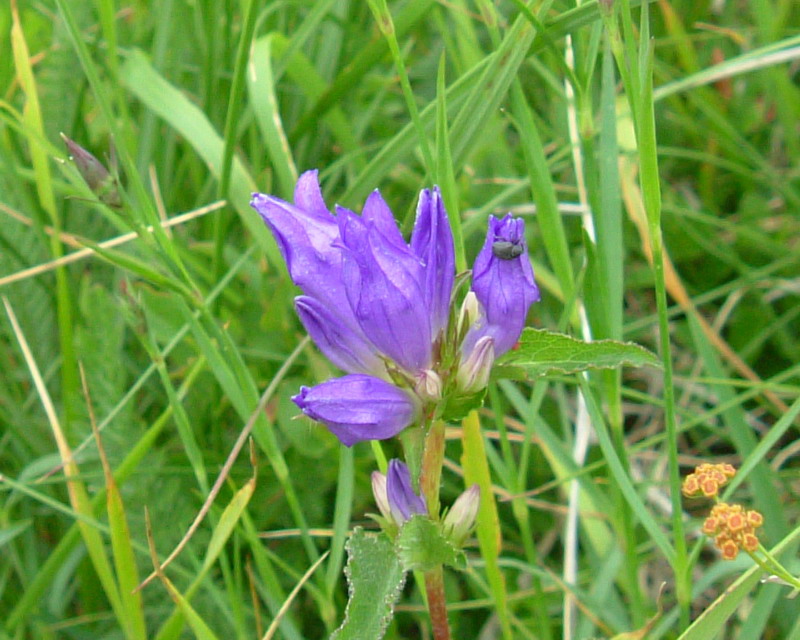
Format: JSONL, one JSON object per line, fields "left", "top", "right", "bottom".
{"left": 61, "top": 134, "right": 121, "bottom": 208}
{"left": 442, "top": 484, "right": 480, "bottom": 546}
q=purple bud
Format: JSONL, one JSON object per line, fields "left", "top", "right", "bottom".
{"left": 410, "top": 187, "right": 455, "bottom": 338}
{"left": 61, "top": 134, "right": 121, "bottom": 208}
{"left": 466, "top": 214, "right": 539, "bottom": 356}
{"left": 292, "top": 375, "right": 419, "bottom": 447}
{"left": 386, "top": 459, "right": 427, "bottom": 523}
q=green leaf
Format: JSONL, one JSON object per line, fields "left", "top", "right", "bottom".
{"left": 0, "top": 520, "right": 31, "bottom": 548}
{"left": 153, "top": 476, "right": 256, "bottom": 640}
{"left": 495, "top": 328, "right": 661, "bottom": 379}
{"left": 460, "top": 410, "right": 511, "bottom": 637}
{"left": 439, "top": 388, "right": 486, "bottom": 422}
{"left": 395, "top": 516, "right": 466, "bottom": 572}
{"left": 120, "top": 50, "right": 279, "bottom": 268}
{"left": 104, "top": 458, "right": 147, "bottom": 640}
{"left": 247, "top": 35, "right": 298, "bottom": 196}
{"left": 201, "top": 477, "right": 255, "bottom": 574}
{"left": 157, "top": 572, "right": 222, "bottom": 640}
{"left": 330, "top": 528, "right": 406, "bottom": 640}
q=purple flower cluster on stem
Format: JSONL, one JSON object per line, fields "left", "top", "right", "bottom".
{"left": 250, "top": 170, "right": 539, "bottom": 446}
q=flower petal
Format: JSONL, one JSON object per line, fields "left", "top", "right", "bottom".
{"left": 361, "top": 189, "right": 406, "bottom": 248}
{"left": 386, "top": 459, "right": 427, "bottom": 522}
{"left": 250, "top": 192, "right": 345, "bottom": 309}
{"left": 338, "top": 209, "right": 432, "bottom": 371}
{"left": 371, "top": 471, "right": 392, "bottom": 521}
{"left": 410, "top": 187, "right": 455, "bottom": 338}
{"left": 293, "top": 169, "right": 330, "bottom": 221}
{"left": 295, "top": 296, "right": 386, "bottom": 376}
{"left": 292, "top": 375, "right": 419, "bottom": 446}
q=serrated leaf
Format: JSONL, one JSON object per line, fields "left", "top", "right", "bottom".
{"left": 331, "top": 528, "right": 406, "bottom": 640}
{"left": 495, "top": 328, "right": 661, "bottom": 379}
{"left": 395, "top": 515, "right": 466, "bottom": 572}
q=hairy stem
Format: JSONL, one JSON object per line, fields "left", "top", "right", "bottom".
{"left": 419, "top": 419, "right": 450, "bottom": 637}
{"left": 420, "top": 419, "right": 446, "bottom": 517}
{"left": 424, "top": 566, "right": 452, "bottom": 640}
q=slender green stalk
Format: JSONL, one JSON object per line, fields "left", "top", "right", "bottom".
{"left": 462, "top": 410, "right": 512, "bottom": 639}
{"left": 636, "top": 37, "right": 690, "bottom": 627}
{"left": 214, "top": 0, "right": 259, "bottom": 281}
{"left": 367, "top": 0, "right": 435, "bottom": 176}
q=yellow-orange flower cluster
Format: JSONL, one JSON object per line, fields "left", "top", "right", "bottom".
{"left": 681, "top": 463, "right": 736, "bottom": 498}
{"left": 702, "top": 502, "right": 764, "bottom": 560}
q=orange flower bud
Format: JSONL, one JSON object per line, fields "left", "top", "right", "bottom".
{"left": 682, "top": 475, "right": 700, "bottom": 497}
{"left": 719, "top": 539, "right": 739, "bottom": 560}
{"left": 702, "top": 516, "right": 719, "bottom": 535}
{"left": 701, "top": 478, "right": 719, "bottom": 497}
{"left": 727, "top": 512, "right": 745, "bottom": 533}
{"left": 746, "top": 510, "right": 764, "bottom": 528}
{"left": 720, "top": 463, "right": 736, "bottom": 477}
{"left": 742, "top": 533, "right": 759, "bottom": 552}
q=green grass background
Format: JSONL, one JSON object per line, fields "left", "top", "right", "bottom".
{"left": 1, "top": 0, "right": 800, "bottom": 638}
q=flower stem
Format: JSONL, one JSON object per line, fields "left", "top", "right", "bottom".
{"left": 752, "top": 546, "right": 800, "bottom": 590}
{"left": 419, "top": 420, "right": 451, "bottom": 638}
{"left": 420, "top": 419, "right": 446, "bottom": 517}
{"left": 424, "top": 566, "right": 452, "bottom": 640}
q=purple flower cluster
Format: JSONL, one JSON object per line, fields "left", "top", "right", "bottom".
{"left": 251, "top": 171, "right": 539, "bottom": 446}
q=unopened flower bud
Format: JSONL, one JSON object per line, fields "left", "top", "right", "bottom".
{"left": 458, "top": 291, "right": 481, "bottom": 335}
{"left": 467, "top": 214, "right": 539, "bottom": 356}
{"left": 442, "top": 484, "right": 480, "bottom": 545}
{"left": 457, "top": 336, "right": 495, "bottom": 393}
{"left": 386, "top": 459, "right": 427, "bottom": 524}
{"left": 61, "top": 134, "right": 121, "bottom": 208}
{"left": 371, "top": 470, "right": 393, "bottom": 522}
{"left": 415, "top": 369, "right": 443, "bottom": 402}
